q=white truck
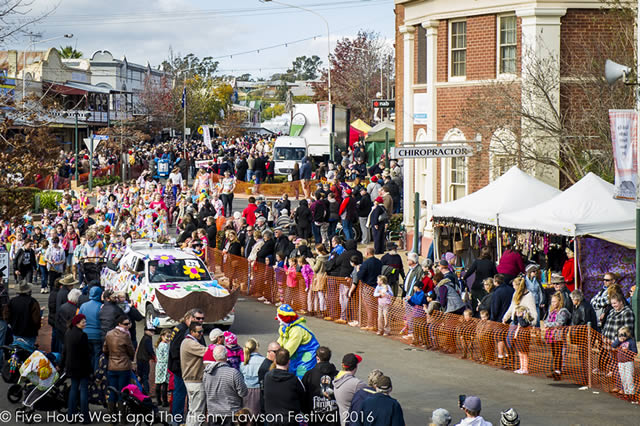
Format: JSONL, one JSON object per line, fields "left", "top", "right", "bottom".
{"left": 100, "top": 241, "right": 237, "bottom": 330}
{"left": 273, "top": 136, "right": 307, "bottom": 176}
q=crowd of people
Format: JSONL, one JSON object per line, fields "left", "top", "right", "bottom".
{"left": 0, "top": 133, "right": 634, "bottom": 426}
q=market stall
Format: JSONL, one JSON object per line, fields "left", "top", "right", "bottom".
{"left": 364, "top": 121, "right": 395, "bottom": 167}
{"left": 431, "top": 166, "right": 561, "bottom": 264}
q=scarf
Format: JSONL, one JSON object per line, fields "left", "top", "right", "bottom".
{"left": 116, "top": 326, "right": 130, "bottom": 336}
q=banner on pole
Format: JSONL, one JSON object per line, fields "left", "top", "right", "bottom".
{"left": 202, "top": 125, "right": 212, "bottom": 152}
{"left": 609, "top": 109, "right": 637, "bottom": 200}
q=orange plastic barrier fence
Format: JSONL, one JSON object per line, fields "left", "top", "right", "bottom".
{"left": 209, "top": 173, "right": 320, "bottom": 198}
{"left": 205, "top": 248, "right": 640, "bottom": 401}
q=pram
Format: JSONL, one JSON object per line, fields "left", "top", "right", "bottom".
{"left": 11, "top": 350, "right": 68, "bottom": 416}
{"left": 1, "top": 338, "right": 37, "bottom": 384}
{"left": 108, "top": 377, "right": 168, "bottom": 426}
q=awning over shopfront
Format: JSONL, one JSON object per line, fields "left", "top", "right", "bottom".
{"left": 44, "top": 81, "right": 112, "bottom": 95}
{"left": 499, "top": 173, "right": 635, "bottom": 236}
{"left": 432, "top": 166, "right": 561, "bottom": 226}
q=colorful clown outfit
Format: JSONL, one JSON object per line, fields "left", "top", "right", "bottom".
{"left": 276, "top": 304, "right": 320, "bottom": 379}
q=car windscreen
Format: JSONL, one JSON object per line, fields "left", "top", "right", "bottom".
{"left": 147, "top": 258, "right": 212, "bottom": 282}
{"left": 274, "top": 147, "right": 306, "bottom": 161}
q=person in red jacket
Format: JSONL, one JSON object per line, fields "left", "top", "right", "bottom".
{"left": 242, "top": 196, "right": 258, "bottom": 227}
{"left": 338, "top": 189, "right": 356, "bottom": 241}
{"left": 561, "top": 247, "right": 576, "bottom": 292}
{"left": 496, "top": 240, "right": 524, "bottom": 284}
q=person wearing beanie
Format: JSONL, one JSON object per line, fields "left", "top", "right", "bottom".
{"left": 368, "top": 196, "right": 389, "bottom": 255}
{"left": 334, "top": 353, "right": 366, "bottom": 426}
{"left": 276, "top": 304, "right": 320, "bottom": 378}
{"left": 78, "top": 285, "right": 103, "bottom": 370}
{"left": 357, "top": 375, "right": 405, "bottom": 426}
{"left": 431, "top": 408, "right": 452, "bottom": 426}
{"left": 61, "top": 313, "right": 91, "bottom": 424}
{"left": 223, "top": 331, "right": 244, "bottom": 370}
{"left": 455, "top": 396, "right": 492, "bottom": 426}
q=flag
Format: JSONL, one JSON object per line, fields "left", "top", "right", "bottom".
{"left": 181, "top": 87, "right": 186, "bottom": 109}
{"left": 609, "top": 109, "right": 638, "bottom": 200}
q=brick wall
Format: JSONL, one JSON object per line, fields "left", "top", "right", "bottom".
{"left": 467, "top": 15, "right": 497, "bottom": 80}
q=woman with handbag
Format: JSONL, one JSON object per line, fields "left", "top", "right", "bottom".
{"left": 542, "top": 292, "right": 572, "bottom": 381}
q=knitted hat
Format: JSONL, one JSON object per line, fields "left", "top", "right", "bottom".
{"left": 276, "top": 304, "right": 298, "bottom": 323}
{"left": 203, "top": 344, "right": 216, "bottom": 364}
{"left": 223, "top": 331, "right": 238, "bottom": 347}
{"left": 71, "top": 314, "right": 86, "bottom": 327}
{"left": 374, "top": 196, "right": 383, "bottom": 204}
{"left": 371, "top": 176, "right": 378, "bottom": 182}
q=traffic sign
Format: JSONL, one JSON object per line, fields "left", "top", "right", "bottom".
{"left": 372, "top": 99, "right": 395, "bottom": 108}
{"left": 93, "top": 135, "right": 109, "bottom": 141}
{"left": 83, "top": 137, "right": 102, "bottom": 154}
{"left": 391, "top": 145, "right": 473, "bottom": 159}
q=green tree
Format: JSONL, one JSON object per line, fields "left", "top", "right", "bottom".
{"left": 161, "top": 49, "right": 219, "bottom": 79}
{"left": 287, "top": 55, "right": 322, "bottom": 80}
{"left": 59, "top": 45, "right": 82, "bottom": 58}
{"left": 262, "top": 104, "right": 285, "bottom": 121}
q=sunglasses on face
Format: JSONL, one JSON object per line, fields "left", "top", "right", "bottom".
{"left": 122, "top": 322, "right": 131, "bottom": 326}
{"left": 604, "top": 279, "right": 613, "bottom": 282}
{"left": 193, "top": 316, "right": 205, "bottom": 321}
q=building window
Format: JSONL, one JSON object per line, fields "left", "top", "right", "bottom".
{"left": 450, "top": 157, "right": 467, "bottom": 200}
{"left": 416, "top": 25, "right": 426, "bottom": 84}
{"left": 499, "top": 15, "right": 517, "bottom": 74}
{"left": 450, "top": 21, "right": 467, "bottom": 77}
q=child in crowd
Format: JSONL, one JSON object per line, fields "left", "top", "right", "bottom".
{"left": 298, "top": 256, "right": 313, "bottom": 314}
{"left": 513, "top": 305, "right": 533, "bottom": 375}
{"left": 136, "top": 327, "right": 156, "bottom": 395}
{"left": 456, "top": 309, "right": 476, "bottom": 359}
{"left": 36, "top": 239, "right": 48, "bottom": 293}
{"left": 154, "top": 329, "right": 171, "bottom": 407}
{"left": 612, "top": 325, "right": 638, "bottom": 400}
{"left": 476, "top": 309, "right": 494, "bottom": 364}
{"left": 374, "top": 275, "right": 393, "bottom": 336}
{"left": 285, "top": 256, "right": 299, "bottom": 310}
{"left": 274, "top": 252, "right": 286, "bottom": 306}
{"left": 224, "top": 331, "right": 244, "bottom": 370}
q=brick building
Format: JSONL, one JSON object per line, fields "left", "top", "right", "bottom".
{"left": 394, "top": 0, "right": 627, "bottom": 247}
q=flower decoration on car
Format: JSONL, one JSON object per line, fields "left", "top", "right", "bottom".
{"left": 154, "top": 254, "right": 176, "bottom": 266}
{"left": 158, "top": 283, "right": 180, "bottom": 291}
{"left": 184, "top": 284, "right": 207, "bottom": 292}
{"left": 183, "top": 265, "right": 204, "bottom": 279}
{"left": 202, "top": 280, "right": 224, "bottom": 290}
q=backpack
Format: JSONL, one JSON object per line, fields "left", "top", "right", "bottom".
{"left": 381, "top": 264, "right": 399, "bottom": 285}
{"left": 378, "top": 206, "right": 389, "bottom": 223}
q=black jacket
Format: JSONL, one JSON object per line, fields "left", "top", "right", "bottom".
{"left": 56, "top": 286, "right": 71, "bottom": 314}
{"left": 244, "top": 237, "right": 256, "bottom": 258}
{"left": 302, "top": 361, "right": 339, "bottom": 425}
{"left": 326, "top": 240, "right": 362, "bottom": 278}
{"left": 48, "top": 287, "right": 59, "bottom": 327}
{"left": 136, "top": 333, "right": 156, "bottom": 363}
{"left": 257, "top": 238, "right": 276, "bottom": 263}
{"left": 264, "top": 368, "right": 305, "bottom": 423}
{"left": 357, "top": 257, "right": 383, "bottom": 287}
{"left": 463, "top": 259, "right": 497, "bottom": 290}
{"left": 177, "top": 222, "right": 197, "bottom": 244}
{"left": 206, "top": 224, "right": 217, "bottom": 248}
{"left": 236, "top": 159, "right": 248, "bottom": 181}
{"left": 227, "top": 241, "right": 242, "bottom": 256}
{"left": 13, "top": 248, "right": 36, "bottom": 272}
{"left": 99, "top": 301, "right": 124, "bottom": 341}
{"left": 572, "top": 299, "right": 598, "bottom": 330}
{"left": 8, "top": 294, "right": 40, "bottom": 338}
{"left": 55, "top": 301, "right": 78, "bottom": 340}
{"left": 490, "top": 283, "right": 514, "bottom": 322}
{"left": 274, "top": 236, "right": 294, "bottom": 259}
{"left": 61, "top": 326, "right": 92, "bottom": 379}
{"left": 295, "top": 202, "right": 313, "bottom": 230}
{"left": 168, "top": 322, "right": 189, "bottom": 376}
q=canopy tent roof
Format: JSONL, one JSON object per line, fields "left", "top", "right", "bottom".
{"left": 365, "top": 121, "right": 395, "bottom": 142}
{"left": 499, "top": 173, "right": 635, "bottom": 236}
{"left": 432, "top": 167, "right": 561, "bottom": 226}
{"left": 349, "top": 126, "right": 365, "bottom": 147}
{"left": 590, "top": 230, "right": 635, "bottom": 249}
{"left": 350, "top": 118, "right": 371, "bottom": 134}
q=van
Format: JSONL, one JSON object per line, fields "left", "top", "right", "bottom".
{"left": 273, "top": 136, "right": 307, "bottom": 176}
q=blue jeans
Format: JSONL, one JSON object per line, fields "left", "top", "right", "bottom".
{"left": 107, "top": 370, "right": 131, "bottom": 402}
{"left": 88, "top": 340, "right": 102, "bottom": 372}
{"left": 172, "top": 375, "right": 187, "bottom": 424}
{"left": 312, "top": 223, "right": 321, "bottom": 244}
{"left": 68, "top": 377, "right": 89, "bottom": 421}
{"left": 38, "top": 265, "right": 48, "bottom": 289}
{"left": 246, "top": 170, "right": 254, "bottom": 182}
{"left": 0, "top": 320, "right": 6, "bottom": 365}
{"left": 254, "top": 170, "right": 262, "bottom": 184}
{"left": 341, "top": 219, "right": 353, "bottom": 241}
{"left": 328, "top": 220, "right": 338, "bottom": 239}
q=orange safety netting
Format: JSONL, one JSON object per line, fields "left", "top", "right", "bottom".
{"left": 205, "top": 248, "right": 640, "bottom": 401}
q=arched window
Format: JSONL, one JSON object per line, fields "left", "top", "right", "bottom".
{"left": 442, "top": 128, "right": 467, "bottom": 201}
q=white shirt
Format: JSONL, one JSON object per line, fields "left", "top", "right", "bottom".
{"left": 169, "top": 172, "right": 183, "bottom": 187}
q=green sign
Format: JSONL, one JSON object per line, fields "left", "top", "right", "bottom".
{"left": 290, "top": 113, "right": 306, "bottom": 137}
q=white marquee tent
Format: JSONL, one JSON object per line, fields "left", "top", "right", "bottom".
{"left": 432, "top": 166, "right": 561, "bottom": 226}
{"left": 499, "top": 172, "right": 635, "bottom": 236}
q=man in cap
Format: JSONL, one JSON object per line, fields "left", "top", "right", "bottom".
{"left": 276, "top": 304, "right": 320, "bottom": 378}
{"left": 334, "top": 353, "right": 366, "bottom": 426}
{"left": 455, "top": 396, "right": 492, "bottom": 426}
{"left": 8, "top": 281, "right": 41, "bottom": 347}
{"left": 357, "top": 375, "right": 405, "bottom": 426}
{"left": 550, "top": 273, "right": 574, "bottom": 312}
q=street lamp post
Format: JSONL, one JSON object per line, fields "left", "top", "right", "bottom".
{"left": 22, "top": 34, "right": 73, "bottom": 106}
{"left": 261, "top": 0, "right": 331, "bottom": 104}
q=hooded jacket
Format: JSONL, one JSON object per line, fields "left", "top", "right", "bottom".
{"left": 264, "top": 368, "right": 306, "bottom": 419}
{"left": 326, "top": 240, "right": 363, "bottom": 278}
{"left": 334, "top": 371, "right": 366, "bottom": 426}
{"left": 203, "top": 361, "right": 248, "bottom": 416}
{"left": 78, "top": 286, "right": 103, "bottom": 341}
{"left": 455, "top": 416, "right": 493, "bottom": 426}
{"left": 99, "top": 300, "right": 125, "bottom": 341}
{"left": 302, "top": 361, "right": 339, "bottom": 424}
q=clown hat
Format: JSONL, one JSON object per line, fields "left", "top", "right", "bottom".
{"left": 276, "top": 304, "right": 298, "bottom": 323}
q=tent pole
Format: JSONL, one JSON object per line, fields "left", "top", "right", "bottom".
{"left": 496, "top": 215, "right": 502, "bottom": 262}
{"left": 573, "top": 237, "right": 578, "bottom": 290}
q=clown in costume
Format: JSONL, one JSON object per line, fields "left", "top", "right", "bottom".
{"left": 276, "top": 304, "right": 319, "bottom": 378}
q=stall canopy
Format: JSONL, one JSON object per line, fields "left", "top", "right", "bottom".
{"left": 350, "top": 119, "right": 371, "bottom": 135}
{"left": 365, "top": 121, "right": 395, "bottom": 142}
{"left": 499, "top": 172, "right": 635, "bottom": 236}
{"left": 349, "top": 126, "right": 365, "bottom": 147}
{"left": 432, "top": 166, "right": 561, "bottom": 226}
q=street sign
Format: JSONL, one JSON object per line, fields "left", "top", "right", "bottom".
{"left": 391, "top": 145, "right": 474, "bottom": 159}
{"left": 372, "top": 99, "right": 395, "bottom": 108}
{"left": 93, "top": 135, "right": 109, "bottom": 141}
{"left": 185, "top": 127, "right": 191, "bottom": 136}
{"left": 0, "top": 252, "right": 8, "bottom": 284}
{"left": 83, "top": 137, "right": 102, "bottom": 154}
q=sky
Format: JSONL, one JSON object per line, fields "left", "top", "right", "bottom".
{"left": 12, "top": 0, "right": 395, "bottom": 79}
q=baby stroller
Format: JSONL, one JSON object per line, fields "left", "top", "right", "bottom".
{"left": 107, "top": 373, "right": 168, "bottom": 426}
{"left": 2, "top": 338, "right": 37, "bottom": 384}
{"left": 10, "top": 350, "right": 68, "bottom": 417}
